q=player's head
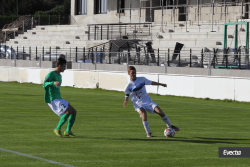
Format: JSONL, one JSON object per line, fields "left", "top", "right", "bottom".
{"left": 128, "top": 66, "right": 136, "bottom": 81}
{"left": 56, "top": 57, "right": 67, "bottom": 72}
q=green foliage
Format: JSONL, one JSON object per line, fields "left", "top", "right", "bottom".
{"left": 0, "top": 0, "right": 69, "bottom": 16}
{"left": 0, "top": 16, "right": 20, "bottom": 29}
{"left": 34, "top": 0, "right": 70, "bottom": 17}
{"left": 223, "top": 99, "right": 233, "bottom": 103}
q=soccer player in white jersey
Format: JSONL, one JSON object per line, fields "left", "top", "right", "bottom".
{"left": 123, "top": 66, "right": 179, "bottom": 137}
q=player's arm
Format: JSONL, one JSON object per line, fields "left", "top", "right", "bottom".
{"left": 43, "top": 73, "right": 60, "bottom": 88}
{"left": 151, "top": 81, "right": 167, "bottom": 87}
{"left": 123, "top": 95, "right": 129, "bottom": 108}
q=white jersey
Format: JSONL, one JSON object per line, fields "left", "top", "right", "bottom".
{"left": 124, "top": 77, "right": 153, "bottom": 106}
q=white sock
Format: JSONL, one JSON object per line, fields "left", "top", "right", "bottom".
{"left": 143, "top": 121, "right": 151, "bottom": 134}
{"left": 161, "top": 115, "right": 172, "bottom": 127}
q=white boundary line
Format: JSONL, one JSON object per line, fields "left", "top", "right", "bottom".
{"left": 0, "top": 148, "right": 75, "bottom": 167}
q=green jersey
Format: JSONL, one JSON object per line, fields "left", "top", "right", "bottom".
{"left": 43, "top": 71, "right": 62, "bottom": 103}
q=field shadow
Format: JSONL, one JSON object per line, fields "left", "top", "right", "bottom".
{"left": 195, "top": 137, "right": 250, "bottom": 141}
{"left": 80, "top": 136, "right": 245, "bottom": 144}
{"left": 4, "top": 93, "right": 43, "bottom": 97}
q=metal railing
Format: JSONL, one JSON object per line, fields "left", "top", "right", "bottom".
{"left": 0, "top": 15, "right": 72, "bottom": 43}
{"left": 87, "top": 23, "right": 152, "bottom": 40}
{"left": 117, "top": 1, "right": 250, "bottom": 32}
{"left": 1, "top": 44, "right": 250, "bottom": 70}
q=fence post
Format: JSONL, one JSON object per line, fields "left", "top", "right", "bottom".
{"left": 29, "top": 46, "right": 31, "bottom": 60}
{"left": 49, "top": 47, "right": 51, "bottom": 61}
{"left": 92, "top": 47, "right": 94, "bottom": 63}
{"left": 4, "top": 31, "right": 6, "bottom": 43}
{"left": 190, "top": 48, "right": 192, "bottom": 67}
{"left": 94, "top": 51, "right": 96, "bottom": 70}
{"left": 10, "top": 46, "right": 12, "bottom": 60}
{"left": 158, "top": 48, "right": 160, "bottom": 66}
{"left": 201, "top": 49, "right": 203, "bottom": 68}
{"left": 5, "top": 45, "right": 6, "bottom": 59}
{"left": 95, "top": 47, "right": 97, "bottom": 65}
{"left": 107, "top": 25, "right": 109, "bottom": 40}
{"left": 36, "top": 46, "right": 37, "bottom": 60}
{"left": 94, "top": 25, "right": 97, "bottom": 40}
{"left": 168, "top": 48, "right": 170, "bottom": 66}
{"left": 23, "top": 21, "right": 24, "bottom": 34}
{"left": 88, "top": 26, "right": 90, "bottom": 40}
{"left": 100, "top": 49, "right": 103, "bottom": 63}
{"left": 76, "top": 47, "right": 78, "bottom": 62}
{"left": 31, "top": 17, "right": 33, "bottom": 30}
{"left": 225, "top": 49, "right": 228, "bottom": 69}
{"left": 70, "top": 47, "right": 71, "bottom": 61}
{"left": 59, "top": 15, "right": 60, "bottom": 25}
{"left": 83, "top": 47, "right": 85, "bottom": 63}
{"left": 236, "top": 49, "right": 241, "bottom": 69}
{"left": 178, "top": 52, "right": 180, "bottom": 67}
{"left": 14, "top": 47, "right": 16, "bottom": 67}
{"left": 101, "top": 25, "right": 103, "bottom": 40}
{"left": 126, "top": 52, "right": 129, "bottom": 69}
{"left": 14, "top": 26, "right": 15, "bottom": 39}
{"left": 118, "top": 48, "right": 121, "bottom": 64}
{"left": 40, "top": 54, "right": 41, "bottom": 67}
{"left": 239, "top": 49, "right": 241, "bottom": 69}
{"left": 17, "top": 46, "right": 19, "bottom": 60}
{"left": 109, "top": 43, "right": 112, "bottom": 64}
{"left": 23, "top": 46, "right": 25, "bottom": 60}
{"left": 208, "top": 53, "right": 211, "bottom": 76}
{"left": 49, "top": 15, "right": 50, "bottom": 25}
{"left": 43, "top": 46, "right": 44, "bottom": 61}
{"left": 165, "top": 52, "right": 167, "bottom": 74}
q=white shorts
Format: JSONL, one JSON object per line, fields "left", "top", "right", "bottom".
{"left": 48, "top": 99, "right": 69, "bottom": 117}
{"left": 133, "top": 101, "right": 158, "bottom": 115}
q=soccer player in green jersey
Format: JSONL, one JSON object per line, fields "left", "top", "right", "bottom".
{"left": 43, "top": 56, "right": 77, "bottom": 137}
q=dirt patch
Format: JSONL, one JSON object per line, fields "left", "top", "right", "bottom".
{"left": 0, "top": 15, "right": 38, "bottom": 43}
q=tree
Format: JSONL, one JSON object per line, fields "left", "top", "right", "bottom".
{"left": 0, "top": 0, "right": 60, "bottom": 16}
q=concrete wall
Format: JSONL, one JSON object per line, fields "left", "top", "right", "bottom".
{"left": 154, "top": 6, "right": 245, "bottom": 23}
{"left": 189, "top": 6, "right": 245, "bottom": 22}
{"left": 2, "top": 66, "right": 250, "bottom": 102}
{"left": 71, "top": 0, "right": 146, "bottom": 25}
{"left": 71, "top": 0, "right": 248, "bottom": 25}
{"left": 0, "top": 59, "right": 53, "bottom": 68}
{"left": 155, "top": 9, "right": 179, "bottom": 23}
{"left": 2, "top": 59, "right": 250, "bottom": 77}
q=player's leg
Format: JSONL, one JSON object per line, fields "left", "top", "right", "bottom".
{"left": 139, "top": 107, "right": 151, "bottom": 137}
{"left": 154, "top": 106, "right": 179, "bottom": 131}
{"left": 54, "top": 113, "right": 70, "bottom": 136}
{"left": 49, "top": 99, "right": 70, "bottom": 137}
{"left": 64, "top": 104, "right": 77, "bottom": 137}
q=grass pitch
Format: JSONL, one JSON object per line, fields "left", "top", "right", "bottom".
{"left": 0, "top": 81, "right": 249, "bottom": 167}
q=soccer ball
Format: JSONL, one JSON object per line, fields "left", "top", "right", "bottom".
{"left": 164, "top": 128, "right": 175, "bottom": 137}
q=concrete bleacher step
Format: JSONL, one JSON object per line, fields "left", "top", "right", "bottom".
{"left": 6, "top": 24, "right": 89, "bottom": 50}
{"left": 15, "top": 35, "right": 88, "bottom": 40}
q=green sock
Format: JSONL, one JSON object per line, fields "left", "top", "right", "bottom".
{"left": 56, "top": 113, "right": 69, "bottom": 130}
{"left": 66, "top": 114, "right": 76, "bottom": 133}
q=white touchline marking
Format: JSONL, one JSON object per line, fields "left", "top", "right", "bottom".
{"left": 0, "top": 148, "right": 75, "bottom": 167}
{"left": 1, "top": 83, "right": 250, "bottom": 110}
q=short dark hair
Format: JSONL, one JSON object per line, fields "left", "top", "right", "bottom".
{"left": 56, "top": 57, "right": 66, "bottom": 67}
{"left": 128, "top": 66, "right": 136, "bottom": 71}
{"left": 59, "top": 54, "right": 65, "bottom": 59}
